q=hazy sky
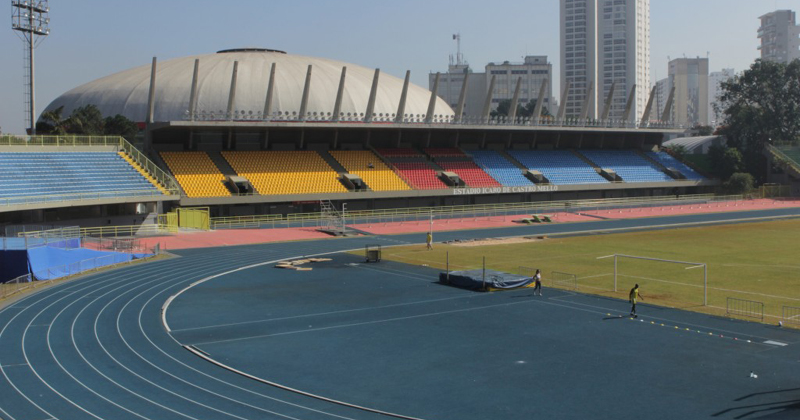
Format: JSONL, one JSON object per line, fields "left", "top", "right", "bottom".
{"left": 1, "top": 0, "right": 797, "bottom": 134}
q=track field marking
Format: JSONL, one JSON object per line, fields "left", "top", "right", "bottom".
{"left": 763, "top": 340, "right": 788, "bottom": 347}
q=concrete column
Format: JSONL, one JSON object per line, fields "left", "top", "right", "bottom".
{"left": 621, "top": 84, "right": 637, "bottom": 126}
{"left": 557, "top": 80, "right": 570, "bottom": 122}
{"left": 299, "top": 65, "right": 313, "bottom": 121}
{"left": 226, "top": 61, "right": 239, "bottom": 121}
{"left": 508, "top": 77, "right": 522, "bottom": 122}
{"left": 263, "top": 63, "right": 276, "bottom": 119}
{"left": 481, "top": 75, "right": 497, "bottom": 124}
{"left": 365, "top": 69, "right": 380, "bottom": 123}
{"left": 188, "top": 59, "right": 200, "bottom": 121}
{"left": 532, "top": 78, "right": 548, "bottom": 125}
{"left": 600, "top": 81, "right": 616, "bottom": 122}
{"left": 425, "top": 72, "right": 440, "bottom": 124}
{"left": 146, "top": 57, "right": 157, "bottom": 124}
{"left": 661, "top": 87, "right": 676, "bottom": 123}
{"left": 454, "top": 72, "right": 470, "bottom": 123}
{"left": 640, "top": 86, "right": 657, "bottom": 127}
{"left": 579, "top": 82, "right": 594, "bottom": 121}
{"left": 332, "top": 66, "right": 347, "bottom": 122}
{"left": 395, "top": 70, "right": 410, "bottom": 123}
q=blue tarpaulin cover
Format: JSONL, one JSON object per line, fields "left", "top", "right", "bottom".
{"left": 27, "top": 246, "right": 152, "bottom": 280}
{"left": 439, "top": 269, "right": 533, "bottom": 291}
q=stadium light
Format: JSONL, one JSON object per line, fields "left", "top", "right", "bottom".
{"left": 11, "top": 0, "right": 50, "bottom": 135}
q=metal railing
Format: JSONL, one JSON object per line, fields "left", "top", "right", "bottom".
{"left": 726, "top": 297, "right": 765, "bottom": 320}
{"left": 782, "top": 306, "right": 800, "bottom": 326}
{"left": 183, "top": 111, "right": 686, "bottom": 130}
{"left": 207, "top": 193, "right": 745, "bottom": 230}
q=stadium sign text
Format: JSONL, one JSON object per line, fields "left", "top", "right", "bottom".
{"left": 453, "top": 185, "right": 558, "bottom": 195}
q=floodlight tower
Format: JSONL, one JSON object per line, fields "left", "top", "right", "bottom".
{"left": 12, "top": 0, "right": 50, "bottom": 135}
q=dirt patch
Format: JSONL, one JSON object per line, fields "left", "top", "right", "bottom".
{"left": 446, "top": 236, "right": 545, "bottom": 247}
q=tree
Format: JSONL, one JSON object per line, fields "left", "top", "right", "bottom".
{"left": 69, "top": 104, "right": 105, "bottom": 135}
{"left": 716, "top": 59, "right": 800, "bottom": 180}
{"left": 723, "top": 172, "right": 755, "bottom": 195}
{"left": 37, "top": 106, "right": 74, "bottom": 135}
{"left": 707, "top": 144, "right": 744, "bottom": 180}
{"left": 104, "top": 114, "right": 140, "bottom": 141}
{"left": 663, "top": 144, "right": 688, "bottom": 160}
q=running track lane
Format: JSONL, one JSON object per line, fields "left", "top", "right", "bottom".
{"left": 0, "top": 207, "right": 799, "bottom": 420}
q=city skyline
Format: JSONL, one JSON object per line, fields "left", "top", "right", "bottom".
{"left": 0, "top": 0, "right": 797, "bottom": 134}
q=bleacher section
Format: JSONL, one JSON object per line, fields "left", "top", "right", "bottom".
{"left": 509, "top": 150, "right": 608, "bottom": 185}
{"left": 647, "top": 151, "right": 705, "bottom": 181}
{"left": 223, "top": 151, "right": 347, "bottom": 195}
{"left": 160, "top": 152, "right": 230, "bottom": 197}
{"left": 0, "top": 151, "right": 163, "bottom": 202}
{"left": 330, "top": 150, "right": 411, "bottom": 191}
{"left": 436, "top": 161, "right": 501, "bottom": 187}
{"left": 580, "top": 150, "right": 674, "bottom": 182}
{"left": 392, "top": 162, "right": 447, "bottom": 189}
{"left": 467, "top": 150, "right": 533, "bottom": 186}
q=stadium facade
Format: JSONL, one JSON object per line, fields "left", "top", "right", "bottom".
{"left": 5, "top": 48, "right": 715, "bottom": 225}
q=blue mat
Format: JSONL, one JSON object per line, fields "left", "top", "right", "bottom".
{"left": 27, "top": 246, "right": 151, "bottom": 280}
{"left": 440, "top": 268, "right": 532, "bottom": 291}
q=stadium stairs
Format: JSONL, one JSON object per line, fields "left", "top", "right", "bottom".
{"left": 118, "top": 151, "right": 170, "bottom": 195}
{"left": 207, "top": 151, "right": 239, "bottom": 177}
{"left": 766, "top": 145, "right": 800, "bottom": 180}
{"left": 572, "top": 150, "right": 621, "bottom": 182}
{"left": 635, "top": 150, "right": 683, "bottom": 180}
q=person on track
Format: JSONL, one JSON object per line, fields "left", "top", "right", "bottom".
{"left": 426, "top": 231, "right": 433, "bottom": 250}
{"left": 532, "top": 269, "right": 542, "bottom": 296}
{"left": 629, "top": 284, "right": 644, "bottom": 317}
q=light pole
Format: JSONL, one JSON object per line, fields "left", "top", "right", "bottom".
{"left": 12, "top": 1, "right": 50, "bottom": 135}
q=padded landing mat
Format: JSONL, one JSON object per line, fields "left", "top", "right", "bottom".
{"left": 440, "top": 268, "right": 532, "bottom": 291}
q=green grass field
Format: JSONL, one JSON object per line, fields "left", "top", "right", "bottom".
{"left": 373, "top": 219, "right": 800, "bottom": 325}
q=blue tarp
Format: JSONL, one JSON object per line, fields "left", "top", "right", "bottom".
{"left": 26, "top": 246, "right": 152, "bottom": 280}
{"left": 439, "top": 269, "right": 533, "bottom": 291}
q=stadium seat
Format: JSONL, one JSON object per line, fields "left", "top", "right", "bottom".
{"left": 467, "top": 150, "right": 533, "bottom": 186}
{"left": 508, "top": 150, "right": 608, "bottom": 185}
{"left": 223, "top": 151, "right": 346, "bottom": 195}
{"left": 436, "top": 160, "right": 501, "bottom": 187}
{"left": 160, "top": 152, "right": 230, "bottom": 197}
{"left": 0, "top": 151, "right": 164, "bottom": 203}
{"left": 330, "top": 150, "right": 411, "bottom": 191}
{"left": 580, "top": 150, "right": 674, "bottom": 182}
{"left": 392, "top": 162, "right": 447, "bottom": 189}
{"left": 647, "top": 151, "right": 705, "bottom": 180}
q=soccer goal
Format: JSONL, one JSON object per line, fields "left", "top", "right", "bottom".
{"left": 598, "top": 254, "right": 708, "bottom": 306}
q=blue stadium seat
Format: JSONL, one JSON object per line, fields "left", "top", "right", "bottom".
{"left": 0, "top": 152, "right": 162, "bottom": 203}
{"left": 580, "top": 150, "right": 674, "bottom": 182}
{"left": 646, "top": 151, "right": 705, "bottom": 180}
{"left": 508, "top": 150, "right": 608, "bottom": 185}
{"left": 467, "top": 151, "right": 533, "bottom": 186}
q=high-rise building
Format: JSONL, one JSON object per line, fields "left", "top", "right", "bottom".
{"left": 708, "top": 68, "right": 735, "bottom": 126}
{"left": 430, "top": 56, "right": 554, "bottom": 119}
{"left": 654, "top": 77, "right": 671, "bottom": 122}
{"left": 758, "top": 10, "right": 800, "bottom": 64}
{"left": 560, "top": 0, "right": 650, "bottom": 122}
{"left": 668, "top": 57, "right": 709, "bottom": 126}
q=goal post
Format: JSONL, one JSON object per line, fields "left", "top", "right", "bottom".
{"left": 598, "top": 254, "right": 707, "bottom": 306}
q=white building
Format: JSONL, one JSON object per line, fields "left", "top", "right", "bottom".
{"left": 430, "top": 56, "right": 554, "bottom": 118}
{"left": 560, "top": 0, "right": 650, "bottom": 122}
{"left": 654, "top": 77, "right": 671, "bottom": 122}
{"left": 708, "top": 68, "right": 735, "bottom": 126}
{"left": 668, "top": 57, "right": 709, "bottom": 127}
{"left": 758, "top": 10, "right": 800, "bottom": 64}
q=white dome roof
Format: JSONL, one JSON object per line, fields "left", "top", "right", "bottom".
{"left": 41, "top": 49, "right": 453, "bottom": 123}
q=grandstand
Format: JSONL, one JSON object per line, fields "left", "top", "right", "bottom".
{"left": 223, "top": 151, "right": 346, "bottom": 195}
{"left": 580, "top": 149, "right": 675, "bottom": 183}
{"left": 467, "top": 150, "right": 534, "bottom": 187}
{"left": 161, "top": 151, "right": 230, "bottom": 198}
{"left": 329, "top": 150, "right": 411, "bottom": 191}
{"left": 509, "top": 150, "right": 608, "bottom": 185}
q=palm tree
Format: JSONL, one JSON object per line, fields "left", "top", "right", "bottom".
{"left": 38, "top": 106, "right": 74, "bottom": 135}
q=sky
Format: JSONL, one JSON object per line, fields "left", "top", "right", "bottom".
{"left": 0, "top": 0, "right": 797, "bottom": 135}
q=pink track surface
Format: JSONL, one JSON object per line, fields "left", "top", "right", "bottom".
{"left": 135, "top": 199, "right": 800, "bottom": 250}
{"left": 137, "top": 227, "right": 331, "bottom": 251}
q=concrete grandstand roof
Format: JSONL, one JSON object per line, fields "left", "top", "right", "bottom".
{"left": 41, "top": 48, "right": 454, "bottom": 124}
{"left": 662, "top": 135, "right": 724, "bottom": 154}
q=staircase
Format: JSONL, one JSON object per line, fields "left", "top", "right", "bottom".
{"left": 208, "top": 151, "right": 238, "bottom": 177}
{"left": 319, "top": 200, "right": 345, "bottom": 235}
{"left": 318, "top": 150, "right": 349, "bottom": 173}
{"left": 498, "top": 150, "right": 527, "bottom": 170}
{"left": 635, "top": 150, "right": 679, "bottom": 179}
{"left": 767, "top": 145, "right": 800, "bottom": 180}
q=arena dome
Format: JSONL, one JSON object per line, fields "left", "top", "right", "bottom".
{"left": 40, "top": 48, "right": 454, "bottom": 123}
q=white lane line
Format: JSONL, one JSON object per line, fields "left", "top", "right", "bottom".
{"left": 763, "top": 340, "right": 788, "bottom": 347}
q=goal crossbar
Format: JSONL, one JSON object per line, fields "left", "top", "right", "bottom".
{"left": 607, "top": 254, "right": 707, "bottom": 306}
